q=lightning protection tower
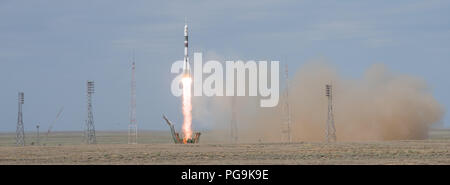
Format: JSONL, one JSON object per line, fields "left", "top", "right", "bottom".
{"left": 230, "top": 96, "right": 238, "bottom": 144}
{"left": 85, "top": 81, "right": 96, "bottom": 144}
{"left": 282, "top": 64, "right": 292, "bottom": 143}
{"left": 36, "top": 124, "right": 40, "bottom": 146}
{"left": 128, "top": 55, "right": 137, "bottom": 144}
{"left": 16, "top": 92, "right": 25, "bottom": 146}
{"left": 326, "top": 84, "right": 336, "bottom": 142}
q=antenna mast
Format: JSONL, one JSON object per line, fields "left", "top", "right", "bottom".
{"left": 36, "top": 124, "right": 40, "bottom": 146}
{"left": 282, "top": 64, "right": 292, "bottom": 143}
{"left": 129, "top": 52, "right": 137, "bottom": 144}
{"left": 230, "top": 96, "right": 238, "bottom": 143}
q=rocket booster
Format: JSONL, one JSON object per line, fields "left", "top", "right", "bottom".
{"left": 183, "top": 24, "right": 190, "bottom": 77}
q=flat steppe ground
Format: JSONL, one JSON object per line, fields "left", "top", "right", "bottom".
{"left": 0, "top": 130, "right": 449, "bottom": 164}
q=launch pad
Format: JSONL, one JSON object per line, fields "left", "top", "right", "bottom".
{"left": 163, "top": 115, "right": 201, "bottom": 144}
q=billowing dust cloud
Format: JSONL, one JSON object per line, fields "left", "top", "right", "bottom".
{"left": 192, "top": 60, "right": 444, "bottom": 142}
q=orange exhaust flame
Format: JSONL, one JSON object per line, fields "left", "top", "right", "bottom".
{"left": 181, "top": 75, "right": 192, "bottom": 143}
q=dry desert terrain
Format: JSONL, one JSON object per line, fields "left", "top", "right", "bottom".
{"left": 0, "top": 130, "right": 449, "bottom": 164}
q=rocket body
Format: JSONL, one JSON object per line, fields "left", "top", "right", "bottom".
{"left": 183, "top": 24, "right": 190, "bottom": 77}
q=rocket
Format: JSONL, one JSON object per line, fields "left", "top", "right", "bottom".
{"left": 183, "top": 23, "right": 190, "bottom": 77}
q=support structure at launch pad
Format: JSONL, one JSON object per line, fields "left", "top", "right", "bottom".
{"left": 163, "top": 115, "right": 200, "bottom": 144}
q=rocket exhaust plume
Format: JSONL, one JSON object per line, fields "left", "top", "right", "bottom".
{"left": 182, "top": 76, "right": 193, "bottom": 143}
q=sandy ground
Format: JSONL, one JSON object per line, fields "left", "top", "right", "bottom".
{"left": 0, "top": 130, "right": 450, "bottom": 165}
{"left": 0, "top": 130, "right": 449, "bottom": 164}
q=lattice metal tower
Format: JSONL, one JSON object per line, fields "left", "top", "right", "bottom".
{"left": 128, "top": 55, "right": 137, "bottom": 144}
{"left": 36, "top": 124, "right": 40, "bottom": 146}
{"left": 16, "top": 92, "right": 25, "bottom": 146}
{"left": 282, "top": 64, "right": 292, "bottom": 143}
{"left": 230, "top": 96, "right": 238, "bottom": 143}
{"left": 326, "top": 84, "right": 336, "bottom": 142}
{"left": 84, "top": 81, "right": 96, "bottom": 144}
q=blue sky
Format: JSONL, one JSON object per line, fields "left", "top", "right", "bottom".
{"left": 0, "top": 0, "right": 449, "bottom": 132}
